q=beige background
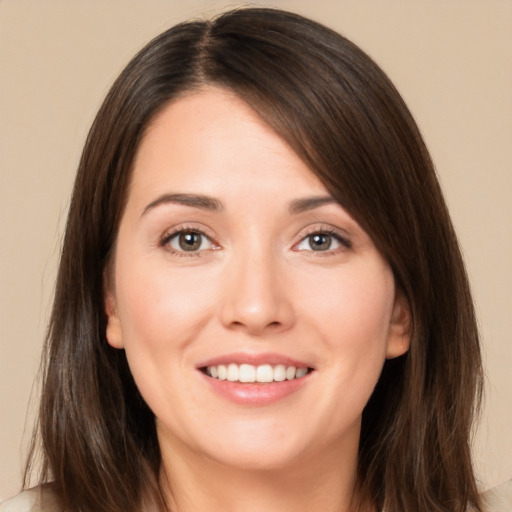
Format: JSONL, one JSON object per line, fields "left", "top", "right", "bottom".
{"left": 1, "top": 0, "right": 511, "bottom": 501}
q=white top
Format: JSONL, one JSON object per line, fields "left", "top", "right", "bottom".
{"left": 0, "top": 487, "right": 58, "bottom": 512}
{"left": 481, "top": 479, "right": 512, "bottom": 512}
{"left": 2, "top": 480, "right": 511, "bottom": 511}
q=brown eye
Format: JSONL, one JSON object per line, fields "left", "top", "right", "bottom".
{"left": 308, "top": 233, "right": 333, "bottom": 251}
{"left": 178, "top": 232, "right": 202, "bottom": 251}
{"left": 298, "top": 233, "right": 338, "bottom": 251}
{"left": 295, "top": 230, "right": 350, "bottom": 253}
{"left": 164, "top": 230, "right": 213, "bottom": 253}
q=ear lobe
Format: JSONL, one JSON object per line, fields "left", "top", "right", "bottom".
{"left": 386, "top": 292, "right": 411, "bottom": 359}
{"left": 104, "top": 276, "right": 124, "bottom": 349}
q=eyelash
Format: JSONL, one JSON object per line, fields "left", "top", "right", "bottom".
{"left": 159, "top": 226, "right": 351, "bottom": 257}
{"left": 159, "top": 226, "right": 217, "bottom": 257}
{"left": 294, "top": 227, "right": 352, "bottom": 254}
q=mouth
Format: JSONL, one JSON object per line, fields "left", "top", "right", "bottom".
{"left": 200, "top": 363, "right": 314, "bottom": 383}
{"left": 196, "top": 353, "right": 315, "bottom": 404}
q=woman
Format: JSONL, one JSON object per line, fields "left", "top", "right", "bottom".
{"left": 1, "top": 7, "right": 491, "bottom": 512}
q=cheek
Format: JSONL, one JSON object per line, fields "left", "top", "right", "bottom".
{"left": 112, "top": 253, "right": 219, "bottom": 381}
{"left": 297, "top": 263, "right": 395, "bottom": 390}
{"left": 116, "top": 251, "right": 213, "bottom": 335}
{"left": 306, "top": 274, "right": 394, "bottom": 431}
{"left": 300, "top": 262, "right": 394, "bottom": 341}
{"left": 112, "top": 259, "right": 221, "bottom": 423}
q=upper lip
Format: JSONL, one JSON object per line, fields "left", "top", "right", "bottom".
{"left": 196, "top": 352, "right": 313, "bottom": 369}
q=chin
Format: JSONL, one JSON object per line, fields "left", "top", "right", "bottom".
{"left": 193, "top": 416, "right": 325, "bottom": 473}
{"left": 206, "top": 441, "right": 307, "bottom": 473}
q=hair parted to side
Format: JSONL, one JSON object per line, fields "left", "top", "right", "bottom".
{"left": 25, "top": 8, "right": 484, "bottom": 512}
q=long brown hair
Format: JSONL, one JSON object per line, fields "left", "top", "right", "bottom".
{"left": 25, "top": 8, "right": 484, "bottom": 512}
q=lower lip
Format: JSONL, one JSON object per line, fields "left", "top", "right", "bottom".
{"left": 201, "top": 372, "right": 312, "bottom": 406}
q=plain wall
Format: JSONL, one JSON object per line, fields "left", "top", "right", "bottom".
{"left": 1, "top": 0, "right": 511, "bottom": 501}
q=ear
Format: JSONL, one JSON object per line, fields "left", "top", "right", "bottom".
{"left": 386, "top": 292, "right": 411, "bottom": 359}
{"left": 104, "top": 271, "right": 124, "bottom": 349}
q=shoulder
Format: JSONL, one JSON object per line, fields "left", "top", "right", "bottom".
{"left": 0, "top": 486, "right": 60, "bottom": 512}
{"left": 481, "top": 479, "right": 512, "bottom": 512}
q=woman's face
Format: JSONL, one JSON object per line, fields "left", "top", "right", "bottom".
{"left": 105, "top": 88, "right": 410, "bottom": 473}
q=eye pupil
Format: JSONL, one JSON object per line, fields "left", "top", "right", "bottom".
{"left": 310, "top": 234, "right": 331, "bottom": 251}
{"left": 179, "top": 232, "right": 202, "bottom": 251}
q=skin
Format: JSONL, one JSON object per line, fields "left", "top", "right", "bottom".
{"left": 105, "top": 88, "right": 410, "bottom": 512}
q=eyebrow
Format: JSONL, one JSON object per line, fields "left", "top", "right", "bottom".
{"left": 288, "top": 196, "right": 337, "bottom": 214}
{"left": 142, "top": 193, "right": 223, "bottom": 216}
{"left": 141, "top": 193, "right": 337, "bottom": 217}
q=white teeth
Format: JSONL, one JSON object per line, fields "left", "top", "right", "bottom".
{"left": 227, "top": 363, "right": 239, "bottom": 382}
{"left": 239, "top": 364, "right": 256, "bottom": 383}
{"left": 256, "top": 364, "right": 274, "bottom": 383}
{"left": 274, "top": 364, "right": 287, "bottom": 382}
{"left": 296, "top": 367, "right": 308, "bottom": 378}
{"left": 286, "top": 366, "right": 296, "bottom": 380}
{"left": 217, "top": 365, "right": 227, "bottom": 380}
{"left": 205, "top": 363, "right": 309, "bottom": 383}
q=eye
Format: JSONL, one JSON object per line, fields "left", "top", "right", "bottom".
{"left": 163, "top": 230, "right": 215, "bottom": 254}
{"left": 295, "top": 231, "right": 349, "bottom": 252}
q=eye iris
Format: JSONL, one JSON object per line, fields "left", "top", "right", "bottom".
{"left": 178, "top": 232, "right": 202, "bottom": 251}
{"left": 309, "top": 233, "right": 331, "bottom": 251}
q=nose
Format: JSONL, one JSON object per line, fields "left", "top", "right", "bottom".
{"left": 220, "top": 247, "right": 295, "bottom": 336}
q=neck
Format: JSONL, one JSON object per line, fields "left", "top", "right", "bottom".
{"left": 159, "top": 435, "right": 369, "bottom": 512}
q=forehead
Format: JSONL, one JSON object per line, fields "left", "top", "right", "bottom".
{"left": 129, "top": 88, "right": 330, "bottom": 206}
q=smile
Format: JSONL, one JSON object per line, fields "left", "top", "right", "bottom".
{"left": 203, "top": 363, "right": 311, "bottom": 383}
